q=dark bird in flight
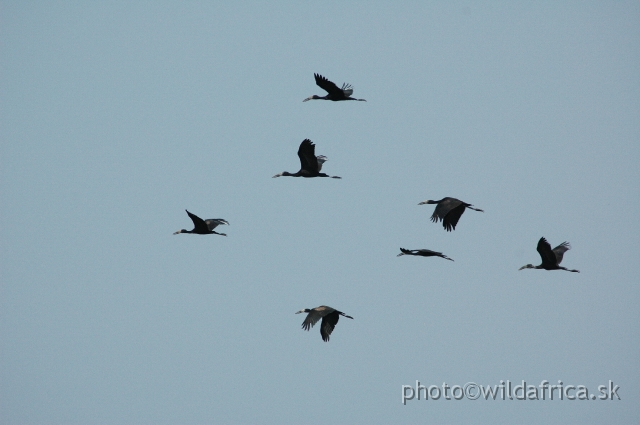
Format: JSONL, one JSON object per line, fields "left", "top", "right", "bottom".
{"left": 397, "top": 248, "right": 454, "bottom": 261}
{"left": 418, "top": 197, "right": 484, "bottom": 231}
{"left": 173, "top": 210, "right": 229, "bottom": 236}
{"left": 273, "top": 139, "right": 341, "bottom": 179}
{"left": 303, "top": 73, "right": 366, "bottom": 102}
{"left": 519, "top": 237, "right": 579, "bottom": 273}
{"left": 296, "top": 306, "right": 353, "bottom": 342}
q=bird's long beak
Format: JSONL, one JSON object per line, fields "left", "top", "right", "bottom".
{"left": 418, "top": 201, "right": 428, "bottom": 205}
{"left": 302, "top": 97, "right": 312, "bottom": 102}
{"left": 295, "top": 310, "right": 304, "bottom": 314}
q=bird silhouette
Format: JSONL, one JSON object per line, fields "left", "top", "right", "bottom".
{"left": 173, "top": 210, "right": 229, "bottom": 236}
{"left": 303, "top": 73, "right": 366, "bottom": 102}
{"left": 397, "top": 248, "right": 454, "bottom": 261}
{"left": 296, "top": 306, "right": 353, "bottom": 342}
{"left": 418, "top": 197, "right": 483, "bottom": 231}
{"left": 519, "top": 237, "right": 579, "bottom": 272}
{"left": 273, "top": 139, "right": 341, "bottom": 179}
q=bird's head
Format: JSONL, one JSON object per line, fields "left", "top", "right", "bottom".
{"left": 173, "top": 229, "right": 187, "bottom": 235}
{"left": 303, "top": 95, "right": 320, "bottom": 102}
{"left": 418, "top": 200, "right": 437, "bottom": 205}
{"left": 519, "top": 264, "right": 534, "bottom": 270}
{"left": 295, "top": 309, "right": 310, "bottom": 314}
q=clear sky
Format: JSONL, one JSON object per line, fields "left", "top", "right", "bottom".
{"left": 1, "top": 2, "right": 639, "bottom": 424}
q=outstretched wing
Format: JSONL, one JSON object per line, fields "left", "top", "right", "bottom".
{"left": 314, "top": 73, "right": 343, "bottom": 97}
{"left": 552, "top": 242, "right": 571, "bottom": 265}
{"left": 341, "top": 82, "right": 354, "bottom": 96}
{"left": 442, "top": 203, "right": 465, "bottom": 231}
{"left": 432, "top": 198, "right": 461, "bottom": 222}
{"left": 205, "top": 219, "right": 229, "bottom": 231}
{"left": 301, "top": 311, "right": 322, "bottom": 331}
{"left": 316, "top": 155, "right": 327, "bottom": 171}
{"left": 398, "top": 248, "right": 413, "bottom": 256}
{"left": 297, "top": 139, "right": 319, "bottom": 173}
{"left": 320, "top": 311, "right": 340, "bottom": 342}
{"left": 537, "top": 237, "right": 558, "bottom": 267}
{"left": 301, "top": 306, "right": 332, "bottom": 331}
{"left": 186, "top": 210, "right": 209, "bottom": 233}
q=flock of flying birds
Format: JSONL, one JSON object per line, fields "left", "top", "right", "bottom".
{"left": 174, "top": 73, "right": 580, "bottom": 342}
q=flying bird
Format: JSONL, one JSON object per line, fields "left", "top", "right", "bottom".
{"left": 303, "top": 73, "right": 366, "bottom": 102}
{"left": 173, "top": 210, "right": 229, "bottom": 236}
{"left": 397, "top": 248, "right": 454, "bottom": 261}
{"left": 273, "top": 139, "right": 341, "bottom": 179}
{"left": 519, "top": 237, "right": 579, "bottom": 272}
{"left": 296, "top": 306, "right": 353, "bottom": 342}
{"left": 418, "top": 197, "right": 484, "bottom": 231}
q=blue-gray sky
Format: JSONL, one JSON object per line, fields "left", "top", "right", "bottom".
{"left": 1, "top": 2, "right": 639, "bottom": 424}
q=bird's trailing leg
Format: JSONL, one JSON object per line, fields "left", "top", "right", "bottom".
{"left": 560, "top": 267, "right": 580, "bottom": 273}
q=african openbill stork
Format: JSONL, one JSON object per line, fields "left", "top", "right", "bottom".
{"left": 418, "top": 197, "right": 484, "bottom": 231}
{"left": 296, "top": 306, "right": 353, "bottom": 342}
{"left": 303, "top": 73, "right": 366, "bottom": 102}
{"left": 397, "top": 248, "right": 454, "bottom": 261}
{"left": 173, "top": 210, "right": 229, "bottom": 236}
{"left": 519, "top": 237, "right": 579, "bottom": 273}
{"left": 272, "top": 139, "right": 341, "bottom": 179}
